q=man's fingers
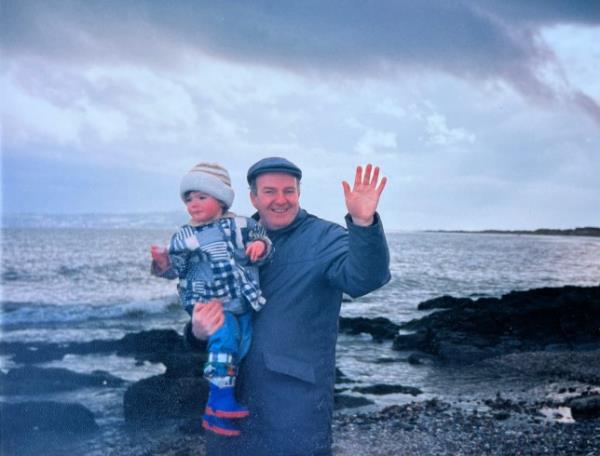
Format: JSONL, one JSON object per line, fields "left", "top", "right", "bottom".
{"left": 353, "top": 166, "right": 362, "bottom": 189}
{"left": 376, "top": 176, "right": 387, "bottom": 195}
{"left": 362, "top": 164, "right": 372, "bottom": 185}
{"left": 371, "top": 166, "right": 380, "bottom": 187}
{"left": 342, "top": 181, "right": 351, "bottom": 198}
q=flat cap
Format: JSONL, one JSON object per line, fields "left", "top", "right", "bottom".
{"left": 246, "top": 157, "right": 302, "bottom": 184}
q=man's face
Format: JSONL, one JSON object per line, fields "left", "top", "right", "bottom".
{"left": 250, "top": 173, "right": 300, "bottom": 230}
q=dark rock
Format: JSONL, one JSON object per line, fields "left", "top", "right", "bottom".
{"left": 179, "top": 418, "right": 205, "bottom": 435}
{"left": 0, "top": 329, "right": 187, "bottom": 365}
{"left": 2, "top": 366, "right": 125, "bottom": 395}
{"left": 392, "top": 331, "right": 431, "bottom": 351}
{"left": 161, "top": 352, "right": 207, "bottom": 378}
{"left": 568, "top": 394, "right": 600, "bottom": 420}
{"left": 0, "top": 401, "right": 98, "bottom": 435}
{"left": 123, "top": 374, "right": 208, "bottom": 422}
{"left": 418, "top": 295, "right": 473, "bottom": 310}
{"left": 394, "top": 285, "right": 600, "bottom": 364}
{"left": 407, "top": 352, "right": 436, "bottom": 365}
{"left": 339, "top": 316, "right": 400, "bottom": 341}
{"left": 334, "top": 394, "right": 374, "bottom": 410}
{"left": 375, "top": 357, "right": 405, "bottom": 364}
{"left": 352, "top": 384, "right": 422, "bottom": 396}
{"left": 0, "top": 339, "right": 119, "bottom": 364}
{"left": 117, "top": 329, "right": 184, "bottom": 359}
{"left": 335, "top": 367, "right": 355, "bottom": 384}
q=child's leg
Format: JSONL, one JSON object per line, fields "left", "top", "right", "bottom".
{"left": 203, "top": 312, "right": 249, "bottom": 423}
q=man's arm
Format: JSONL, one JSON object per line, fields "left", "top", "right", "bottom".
{"left": 325, "top": 164, "right": 391, "bottom": 297}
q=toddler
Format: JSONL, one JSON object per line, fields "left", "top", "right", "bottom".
{"left": 151, "top": 162, "right": 271, "bottom": 436}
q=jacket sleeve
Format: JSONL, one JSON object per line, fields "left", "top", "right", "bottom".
{"left": 245, "top": 218, "right": 273, "bottom": 266}
{"left": 151, "top": 227, "right": 192, "bottom": 279}
{"left": 323, "top": 212, "right": 391, "bottom": 298}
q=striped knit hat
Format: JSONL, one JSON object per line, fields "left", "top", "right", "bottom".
{"left": 180, "top": 162, "right": 234, "bottom": 209}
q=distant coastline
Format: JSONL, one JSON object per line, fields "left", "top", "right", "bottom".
{"left": 425, "top": 226, "right": 600, "bottom": 237}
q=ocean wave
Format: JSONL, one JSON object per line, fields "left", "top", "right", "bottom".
{"left": 0, "top": 297, "right": 183, "bottom": 326}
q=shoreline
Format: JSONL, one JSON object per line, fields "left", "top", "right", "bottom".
{"left": 423, "top": 226, "right": 600, "bottom": 237}
{"left": 2, "top": 284, "right": 600, "bottom": 455}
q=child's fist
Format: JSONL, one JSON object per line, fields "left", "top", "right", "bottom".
{"left": 245, "top": 240, "right": 266, "bottom": 262}
{"left": 151, "top": 245, "right": 170, "bottom": 271}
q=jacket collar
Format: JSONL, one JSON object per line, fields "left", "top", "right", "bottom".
{"left": 252, "top": 208, "right": 307, "bottom": 236}
{"left": 188, "top": 211, "right": 235, "bottom": 227}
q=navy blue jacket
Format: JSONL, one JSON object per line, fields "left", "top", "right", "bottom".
{"left": 203, "top": 209, "right": 390, "bottom": 455}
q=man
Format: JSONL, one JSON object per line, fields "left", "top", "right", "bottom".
{"left": 186, "top": 157, "right": 390, "bottom": 455}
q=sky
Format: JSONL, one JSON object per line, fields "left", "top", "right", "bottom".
{"left": 1, "top": 0, "right": 599, "bottom": 230}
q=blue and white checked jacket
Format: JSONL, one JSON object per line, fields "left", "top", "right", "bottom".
{"left": 153, "top": 214, "right": 272, "bottom": 314}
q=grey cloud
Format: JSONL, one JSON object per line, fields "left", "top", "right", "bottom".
{"left": 3, "top": 1, "right": 597, "bottom": 73}
{"left": 3, "top": 0, "right": 599, "bottom": 120}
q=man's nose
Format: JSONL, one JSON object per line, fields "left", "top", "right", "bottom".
{"left": 273, "top": 192, "right": 286, "bottom": 204}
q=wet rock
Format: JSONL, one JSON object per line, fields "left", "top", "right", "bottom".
{"left": 123, "top": 374, "right": 208, "bottom": 422}
{"left": 117, "top": 329, "right": 185, "bottom": 360}
{"left": 375, "top": 357, "right": 405, "bottom": 363}
{"left": 339, "top": 316, "right": 400, "bottom": 341}
{"left": 394, "top": 285, "right": 600, "bottom": 364}
{"left": 418, "top": 295, "right": 473, "bottom": 310}
{"left": 334, "top": 394, "right": 374, "bottom": 410}
{"left": 0, "top": 329, "right": 188, "bottom": 365}
{"left": 335, "top": 367, "right": 355, "bottom": 384}
{"left": 0, "top": 339, "right": 119, "bottom": 364}
{"left": 568, "top": 394, "right": 600, "bottom": 420}
{"left": 161, "top": 352, "right": 207, "bottom": 378}
{"left": 407, "top": 352, "right": 436, "bottom": 365}
{"left": 0, "top": 401, "right": 98, "bottom": 435}
{"left": 2, "top": 366, "right": 125, "bottom": 395}
{"left": 352, "top": 384, "right": 422, "bottom": 396}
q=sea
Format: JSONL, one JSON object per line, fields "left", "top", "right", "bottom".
{"left": 1, "top": 215, "right": 600, "bottom": 452}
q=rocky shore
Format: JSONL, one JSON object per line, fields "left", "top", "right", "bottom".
{"left": 2, "top": 284, "right": 599, "bottom": 455}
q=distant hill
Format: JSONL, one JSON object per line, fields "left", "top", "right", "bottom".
{"left": 1, "top": 212, "right": 188, "bottom": 229}
{"left": 426, "top": 227, "right": 600, "bottom": 237}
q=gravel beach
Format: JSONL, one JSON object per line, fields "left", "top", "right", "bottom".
{"left": 9, "top": 350, "right": 594, "bottom": 456}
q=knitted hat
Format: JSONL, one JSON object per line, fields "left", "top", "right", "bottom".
{"left": 180, "top": 162, "right": 234, "bottom": 209}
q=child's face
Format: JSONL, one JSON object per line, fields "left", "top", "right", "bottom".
{"left": 184, "top": 191, "right": 224, "bottom": 223}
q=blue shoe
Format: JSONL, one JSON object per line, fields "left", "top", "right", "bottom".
{"left": 205, "top": 383, "right": 249, "bottom": 418}
{"left": 202, "top": 414, "right": 241, "bottom": 437}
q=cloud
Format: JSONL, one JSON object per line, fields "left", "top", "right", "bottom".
{"left": 355, "top": 129, "right": 397, "bottom": 156}
{"left": 3, "top": 1, "right": 599, "bottom": 126}
{"left": 1, "top": 1, "right": 599, "bottom": 229}
{"left": 423, "top": 113, "right": 476, "bottom": 146}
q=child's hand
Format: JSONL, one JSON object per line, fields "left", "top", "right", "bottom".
{"left": 245, "top": 240, "right": 266, "bottom": 262}
{"left": 150, "top": 245, "right": 170, "bottom": 271}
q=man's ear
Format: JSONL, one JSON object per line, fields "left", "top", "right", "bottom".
{"left": 250, "top": 191, "right": 258, "bottom": 209}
